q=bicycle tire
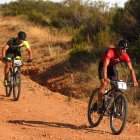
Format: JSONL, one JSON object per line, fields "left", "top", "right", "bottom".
{"left": 110, "top": 91, "right": 127, "bottom": 135}
{"left": 5, "top": 86, "right": 12, "bottom": 97}
{"left": 88, "top": 88, "right": 103, "bottom": 127}
{"left": 5, "top": 70, "right": 13, "bottom": 97}
{"left": 13, "top": 67, "right": 21, "bottom": 101}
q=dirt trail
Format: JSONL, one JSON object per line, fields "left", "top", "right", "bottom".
{"left": 0, "top": 62, "right": 139, "bottom": 140}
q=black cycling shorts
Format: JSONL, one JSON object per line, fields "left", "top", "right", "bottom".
{"left": 98, "top": 61, "right": 118, "bottom": 80}
{"left": 6, "top": 49, "right": 21, "bottom": 60}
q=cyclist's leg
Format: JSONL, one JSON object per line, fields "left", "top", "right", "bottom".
{"left": 98, "top": 80, "right": 107, "bottom": 107}
{"left": 108, "top": 65, "right": 118, "bottom": 93}
{"left": 98, "top": 62, "right": 108, "bottom": 110}
{"left": 3, "top": 51, "right": 13, "bottom": 86}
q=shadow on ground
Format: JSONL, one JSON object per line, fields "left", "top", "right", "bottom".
{"left": 8, "top": 119, "right": 111, "bottom": 134}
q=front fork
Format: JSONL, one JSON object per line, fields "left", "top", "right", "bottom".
{"left": 9, "top": 68, "right": 14, "bottom": 86}
{"left": 10, "top": 66, "right": 18, "bottom": 86}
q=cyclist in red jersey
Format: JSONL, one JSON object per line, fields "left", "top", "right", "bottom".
{"left": 98, "top": 39, "right": 138, "bottom": 114}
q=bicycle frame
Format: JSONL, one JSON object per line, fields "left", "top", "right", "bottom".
{"left": 5, "top": 59, "right": 22, "bottom": 101}
{"left": 103, "top": 80, "right": 132, "bottom": 113}
{"left": 87, "top": 80, "right": 133, "bottom": 135}
{"left": 9, "top": 59, "right": 22, "bottom": 86}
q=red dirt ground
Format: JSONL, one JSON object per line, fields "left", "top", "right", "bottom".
{"left": 0, "top": 61, "right": 139, "bottom": 140}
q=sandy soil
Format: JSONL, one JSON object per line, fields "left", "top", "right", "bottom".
{"left": 0, "top": 62, "right": 139, "bottom": 140}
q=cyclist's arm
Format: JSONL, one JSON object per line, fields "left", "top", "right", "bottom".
{"left": 127, "top": 62, "right": 138, "bottom": 86}
{"left": 23, "top": 41, "right": 32, "bottom": 60}
{"left": 26, "top": 47, "right": 32, "bottom": 60}
{"left": 2, "top": 44, "right": 9, "bottom": 58}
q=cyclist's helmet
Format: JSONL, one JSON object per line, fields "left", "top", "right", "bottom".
{"left": 18, "top": 31, "right": 26, "bottom": 40}
{"left": 117, "top": 39, "right": 129, "bottom": 49}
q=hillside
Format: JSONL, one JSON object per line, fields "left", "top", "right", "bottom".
{"left": 0, "top": 15, "right": 140, "bottom": 139}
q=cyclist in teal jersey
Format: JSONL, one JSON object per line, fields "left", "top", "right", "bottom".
{"left": 97, "top": 39, "right": 138, "bottom": 114}
{"left": 2, "top": 31, "right": 32, "bottom": 86}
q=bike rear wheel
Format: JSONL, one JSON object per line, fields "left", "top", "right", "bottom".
{"left": 110, "top": 92, "right": 127, "bottom": 135}
{"left": 88, "top": 88, "right": 103, "bottom": 127}
{"left": 5, "top": 70, "right": 13, "bottom": 97}
{"left": 13, "top": 67, "right": 21, "bottom": 101}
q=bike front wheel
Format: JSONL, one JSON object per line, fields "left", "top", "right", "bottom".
{"left": 5, "top": 86, "right": 12, "bottom": 97}
{"left": 88, "top": 88, "right": 103, "bottom": 127}
{"left": 13, "top": 68, "right": 21, "bottom": 101}
{"left": 110, "top": 92, "right": 127, "bottom": 135}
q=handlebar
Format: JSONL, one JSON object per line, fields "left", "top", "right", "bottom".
{"left": 110, "top": 80, "right": 133, "bottom": 86}
{"left": 110, "top": 80, "right": 133, "bottom": 90}
{"left": 13, "top": 59, "right": 32, "bottom": 67}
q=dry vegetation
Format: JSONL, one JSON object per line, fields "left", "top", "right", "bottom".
{"left": 0, "top": 15, "right": 140, "bottom": 124}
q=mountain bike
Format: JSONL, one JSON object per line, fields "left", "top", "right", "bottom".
{"left": 5, "top": 59, "right": 22, "bottom": 101}
{"left": 87, "top": 80, "right": 133, "bottom": 135}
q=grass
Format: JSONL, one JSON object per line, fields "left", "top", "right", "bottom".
{"left": 0, "top": 15, "right": 71, "bottom": 51}
{"left": 128, "top": 103, "right": 140, "bottom": 124}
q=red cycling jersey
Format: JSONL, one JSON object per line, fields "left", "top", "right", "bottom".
{"left": 100, "top": 48, "right": 131, "bottom": 66}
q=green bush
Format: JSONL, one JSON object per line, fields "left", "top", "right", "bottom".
{"left": 72, "top": 25, "right": 87, "bottom": 45}
{"left": 28, "top": 10, "right": 48, "bottom": 25}
{"left": 0, "top": 0, "right": 115, "bottom": 39}
{"left": 69, "top": 44, "right": 92, "bottom": 68}
{"left": 93, "top": 31, "right": 116, "bottom": 49}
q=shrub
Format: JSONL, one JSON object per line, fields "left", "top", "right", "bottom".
{"left": 69, "top": 44, "right": 89, "bottom": 67}
{"left": 28, "top": 10, "right": 48, "bottom": 25}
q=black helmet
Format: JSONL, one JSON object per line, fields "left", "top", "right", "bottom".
{"left": 18, "top": 31, "right": 26, "bottom": 40}
{"left": 117, "top": 39, "right": 129, "bottom": 49}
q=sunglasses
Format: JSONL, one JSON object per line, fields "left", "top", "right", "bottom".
{"left": 121, "top": 48, "right": 128, "bottom": 50}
